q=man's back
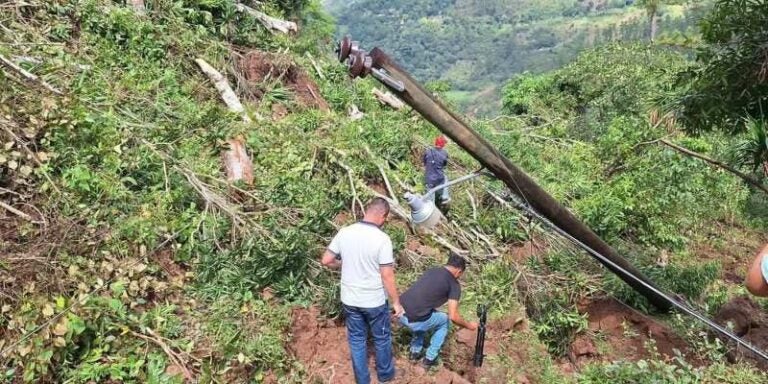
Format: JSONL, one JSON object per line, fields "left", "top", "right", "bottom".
{"left": 401, "top": 267, "right": 460, "bottom": 322}
{"left": 423, "top": 147, "right": 448, "bottom": 185}
{"left": 329, "top": 222, "right": 394, "bottom": 308}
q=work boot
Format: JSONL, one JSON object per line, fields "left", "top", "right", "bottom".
{"left": 422, "top": 357, "right": 439, "bottom": 370}
{"left": 409, "top": 351, "right": 422, "bottom": 361}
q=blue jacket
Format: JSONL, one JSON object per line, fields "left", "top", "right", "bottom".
{"left": 423, "top": 147, "right": 448, "bottom": 186}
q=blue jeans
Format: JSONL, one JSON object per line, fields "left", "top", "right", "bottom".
{"left": 399, "top": 311, "right": 450, "bottom": 361}
{"left": 343, "top": 303, "right": 395, "bottom": 384}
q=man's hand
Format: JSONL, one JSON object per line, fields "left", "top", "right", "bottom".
{"left": 466, "top": 321, "right": 479, "bottom": 331}
{"left": 392, "top": 302, "right": 405, "bottom": 318}
{"left": 321, "top": 250, "right": 341, "bottom": 269}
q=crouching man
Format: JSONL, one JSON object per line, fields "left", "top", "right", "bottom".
{"left": 399, "top": 253, "right": 478, "bottom": 368}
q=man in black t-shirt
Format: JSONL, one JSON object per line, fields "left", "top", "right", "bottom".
{"left": 399, "top": 253, "right": 478, "bottom": 368}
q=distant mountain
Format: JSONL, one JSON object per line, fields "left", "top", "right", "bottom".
{"left": 325, "top": 0, "right": 711, "bottom": 115}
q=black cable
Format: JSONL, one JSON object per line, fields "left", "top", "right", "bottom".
{"left": 507, "top": 196, "right": 768, "bottom": 363}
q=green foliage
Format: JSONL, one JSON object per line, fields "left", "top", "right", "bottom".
{"left": 607, "top": 259, "right": 720, "bottom": 311}
{"left": 329, "top": 0, "right": 708, "bottom": 114}
{"left": 672, "top": 0, "right": 768, "bottom": 133}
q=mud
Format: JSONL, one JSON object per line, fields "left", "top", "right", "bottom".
{"left": 714, "top": 296, "right": 768, "bottom": 369}
{"left": 289, "top": 307, "right": 487, "bottom": 383}
{"left": 239, "top": 51, "right": 329, "bottom": 111}
{"left": 567, "top": 297, "right": 693, "bottom": 368}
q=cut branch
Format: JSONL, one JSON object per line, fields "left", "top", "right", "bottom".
{"left": 659, "top": 139, "right": 768, "bottom": 195}
{"left": 235, "top": 3, "right": 298, "bottom": 34}
{"left": 194, "top": 58, "right": 251, "bottom": 123}
{"left": 0, "top": 54, "right": 63, "bottom": 95}
{"left": 372, "top": 88, "right": 405, "bottom": 110}
{"left": 0, "top": 200, "right": 42, "bottom": 224}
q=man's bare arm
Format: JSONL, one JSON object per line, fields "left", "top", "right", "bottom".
{"left": 321, "top": 249, "right": 341, "bottom": 269}
{"left": 380, "top": 265, "right": 404, "bottom": 316}
{"left": 447, "top": 299, "right": 478, "bottom": 330}
{"left": 746, "top": 244, "right": 768, "bottom": 296}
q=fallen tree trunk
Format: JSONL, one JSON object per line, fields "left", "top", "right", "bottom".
{"left": 222, "top": 136, "right": 254, "bottom": 185}
{"left": 194, "top": 59, "right": 254, "bottom": 184}
{"left": 235, "top": 3, "right": 298, "bottom": 34}
{"left": 194, "top": 58, "right": 251, "bottom": 123}
{"left": 372, "top": 88, "right": 405, "bottom": 110}
{"left": 659, "top": 139, "right": 768, "bottom": 195}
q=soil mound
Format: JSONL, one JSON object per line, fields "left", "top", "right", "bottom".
{"left": 567, "top": 298, "right": 693, "bottom": 367}
{"left": 714, "top": 296, "right": 768, "bottom": 369}
{"left": 239, "top": 51, "right": 329, "bottom": 111}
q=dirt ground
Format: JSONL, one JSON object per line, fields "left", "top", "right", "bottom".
{"left": 714, "top": 296, "right": 768, "bottom": 369}
{"left": 238, "top": 51, "right": 329, "bottom": 111}
{"left": 288, "top": 306, "right": 521, "bottom": 383}
{"left": 565, "top": 297, "right": 694, "bottom": 370}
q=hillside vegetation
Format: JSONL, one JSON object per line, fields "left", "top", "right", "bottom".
{"left": 326, "top": 0, "right": 711, "bottom": 114}
{"left": 1, "top": 0, "right": 768, "bottom": 383}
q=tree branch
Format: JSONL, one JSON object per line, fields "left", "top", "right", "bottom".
{"left": 659, "top": 139, "right": 768, "bottom": 195}
{"left": 0, "top": 54, "right": 63, "bottom": 95}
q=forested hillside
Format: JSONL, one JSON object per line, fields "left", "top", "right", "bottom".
{"left": 2, "top": 0, "right": 768, "bottom": 383}
{"left": 326, "top": 0, "right": 711, "bottom": 114}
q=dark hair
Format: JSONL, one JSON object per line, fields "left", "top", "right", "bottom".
{"left": 446, "top": 252, "right": 467, "bottom": 271}
{"left": 365, "top": 197, "right": 390, "bottom": 216}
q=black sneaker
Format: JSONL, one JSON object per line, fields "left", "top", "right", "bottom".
{"left": 409, "top": 351, "right": 421, "bottom": 361}
{"left": 422, "top": 357, "right": 438, "bottom": 369}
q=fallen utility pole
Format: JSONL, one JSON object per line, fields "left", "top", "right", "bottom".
{"left": 337, "top": 37, "right": 671, "bottom": 311}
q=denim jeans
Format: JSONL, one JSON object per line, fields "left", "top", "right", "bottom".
{"left": 399, "top": 311, "right": 450, "bottom": 361}
{"left": 343, "top": 302, "right": 395, "bottom": 384}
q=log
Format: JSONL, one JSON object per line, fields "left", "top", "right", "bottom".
{"left": 221, "top": 136, "right": 254, "bottom": 185}
{"left": 372, "top": 88, "right": 405, "bottom": 110}
{"left": 194, "top": 58, "right": 251, "bottom": 123}
{"left": 235, "top": 3, "right": 298, "bottom": 34}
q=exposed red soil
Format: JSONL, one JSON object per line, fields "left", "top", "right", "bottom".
{"left": 239, "top": 51, "right": 329, "bottom": 111}
{"left": 288, "top": 306, "right": 526, "bottom": 383}
{"left": 506, "top": 240, "right": 547, "bottom": 264}
{"left": 565, "top": 297, "right": 694, "bottom": 369}
{"left": 714, "top": 296, "right": 768, "bottom": 369}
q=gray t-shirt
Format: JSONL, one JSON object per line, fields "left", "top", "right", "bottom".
{"left": 328, "top": 221, "right": 394, "bottom": 308}
{"left": 423, "top": 147, "right": 448, "bottom": 186}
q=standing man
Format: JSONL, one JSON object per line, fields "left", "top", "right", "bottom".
{"left": 423, "top": 135, "right": 451, "bottom": 215}
{"left": 321, "top": 198, "right": 404, "bottom": 384}
{"left": 399, "top": 253, "right": 478, "bottom": 368}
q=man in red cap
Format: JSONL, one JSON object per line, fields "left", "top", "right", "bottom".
{"left": 423, "top": 135, "right": 451, "bottom": 215}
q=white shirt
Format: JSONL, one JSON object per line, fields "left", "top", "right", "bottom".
{"left": 328, "top": 221, "right": 394, "bottom": 308}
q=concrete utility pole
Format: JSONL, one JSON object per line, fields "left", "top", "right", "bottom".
{"left": 337, "top": 37, "right": 672, "bottom": 311}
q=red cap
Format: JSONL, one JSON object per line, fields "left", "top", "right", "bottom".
{"left": 435, "top": 135, "right": 447, "bottom": 148}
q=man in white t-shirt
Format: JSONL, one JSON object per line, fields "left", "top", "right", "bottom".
{"left": 321, "top": 198, "right": 404, "bottom": 384}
